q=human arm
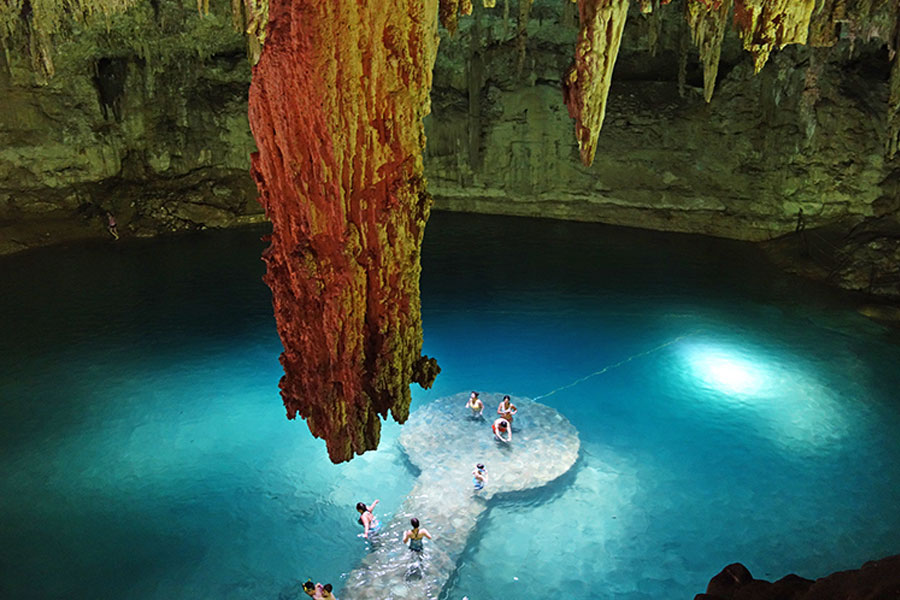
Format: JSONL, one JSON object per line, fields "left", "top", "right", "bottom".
{"left": 422, "top": 528, "right": 432, "bottom": 540}
{"left": 368, "top": 499, "right": 379, "bottom": 512}
{"left": 402, "top": 530, "right": 411, "bottom": 544}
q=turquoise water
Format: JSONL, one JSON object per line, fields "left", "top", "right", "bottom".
{"left": 1, "top": 212, "right": 899, "bottom": 599}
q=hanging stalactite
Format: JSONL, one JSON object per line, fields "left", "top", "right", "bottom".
{"left": 1, "top": 0, "right": 136, "bottom": 82}
{"left": 515, "top": 0, "right": 533, "bottom": 75}
{"left": 562, "top": 0, "right": 630, "bottom": 166}
{"left": 887, "top": 9, "right": 900, "bottom": 158}
{"left": 439, "top": 0, "right": 462, "bottom": 34}
{"left": 685, "top": 0, "right": 733, "bottom": 103}
{"left": 248, "top": 0, "right": 442, "bottom": 463}
{"left": 732, "top": 0, "right": 817, "bottom": 73}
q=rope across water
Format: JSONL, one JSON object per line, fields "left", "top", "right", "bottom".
{"left": 533, "top": 331, "right": 699, "bottom": 401}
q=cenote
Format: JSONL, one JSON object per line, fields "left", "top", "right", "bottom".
{"left": 1, "top": 211, "right": 899, "bottom": 600}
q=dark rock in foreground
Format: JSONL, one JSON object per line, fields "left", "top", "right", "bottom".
{"left": 697, "top": 555, "right": 900, "bottom": 600}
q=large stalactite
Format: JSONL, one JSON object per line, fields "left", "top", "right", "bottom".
{"left": 563, "top": 0, "right": 631, "bottom": 166}
{"left": 247, "top": 0, "right": 441, "bottom": 463}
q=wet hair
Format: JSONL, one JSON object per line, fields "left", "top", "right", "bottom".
{"left": 324, "top": 584, "right": 333, "bottom": 593}
{"left": 356, "top": 502, "right": 367, "bottom": 512}
{"left": 303, "top": 581, "right": 316, "bottom": 591}
{"left": 503, "top": 395, "right": 510, "bottom": 401}
{"left": 471, "top": 391, "right": 479, "bottom": 397}
{"left": 476, "top": 463, "right": 484, "bottom": 470}
{"left": 499, "top": 420, "right": 508, "bottom": 429}
{"left": 410, "top": 517, "right": 420, "bottom": 528}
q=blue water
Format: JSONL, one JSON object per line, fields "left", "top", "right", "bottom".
{"left": 1, "top": 212, "right": 899, "bottom": 600}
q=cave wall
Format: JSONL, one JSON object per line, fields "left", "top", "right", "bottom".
{"left": 425, "top": 0, "right": 900, "bottom": 241}
{"left": 0, "top": 0, "right": 898, "bottom": 253}
{"left": 0, "top": 0, "right": 261, "bottom": 253}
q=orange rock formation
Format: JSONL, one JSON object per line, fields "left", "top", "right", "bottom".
{"left": 248, "top": 0, "right": 441, "bottom": 462}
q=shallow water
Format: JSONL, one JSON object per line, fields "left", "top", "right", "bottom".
{"left": 1, "top": 212, "right": 898, "bottom": 600}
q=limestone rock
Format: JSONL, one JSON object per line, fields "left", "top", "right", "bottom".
{"left": 248, "top": 0, "right": 442, "bottom": 462}
{"left": 732, "top": 0, "right": 816, "bottom": 73}
{"left": 563, "top": 0, "right": 631, "bottom": 166}
{"left": 697, "top": 556, "right": 900, "bottom": 600}
{"left": 686, "top": 0, "right": 733, "bottom": 102}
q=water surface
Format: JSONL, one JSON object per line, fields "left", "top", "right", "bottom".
{"left": 1, "top": 212, "right": 898, "bottom": 599}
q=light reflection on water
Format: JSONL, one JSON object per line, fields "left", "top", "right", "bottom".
{"left": 1, "top": 212, "right": 899, "bottom": 600}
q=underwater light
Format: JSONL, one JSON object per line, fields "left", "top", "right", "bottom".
{"left": 701, "top": 355, "right": 761, "bottom": 394}
{"left": 679, "top": 340, "right": 853, "bottom": 450}
{"left": 684, "top": 345, "right": 769, "bottom": 396}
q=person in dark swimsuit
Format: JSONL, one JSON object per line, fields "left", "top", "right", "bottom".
{"left": 402, "top": 517, "right": 432, "bottom": 552}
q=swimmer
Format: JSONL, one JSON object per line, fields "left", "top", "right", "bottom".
{"left": 497, "top": 394, "right": 517, "bottom": 424}
{"left": 356, "top": 499, "right": 381, "bottom": 539}
{"left": 465, "top": 391, "right": 484, "bottom": 417}
{"left": 302, "top": 580, "right": 323, "bottom": 598}
{"left": 402, "top": 517, "right": 432, "bottom": 552}
{"left": 492, "top": 417, "right": 511, "bottom": 443}
{"left": 320, "top": 583, "right": 337, "bottom": 599}
{"left": 472, "top": 463, "right": 488, "bottom": 491}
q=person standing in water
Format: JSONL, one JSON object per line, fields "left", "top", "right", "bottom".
{"left": 472, "top": 463, "right": 488, "bottom": 491}
{"left": 356, "top": 499, "right": 380, "bottom": 539}
{"left": 465, "top": 391, "right": 484, "bottom": 418}
{"left": 497, "top": 395, "right": 517, "bottom": 424}
{"left": 402, "top": 517, "right": 432, "bottom": 552}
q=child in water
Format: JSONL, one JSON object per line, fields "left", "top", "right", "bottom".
{"left": 302, "top": 580, "right": 322, "bottom": 598}
{"left": 302, "top": 580, "right": 337, "bottom": 599}
{"left": 472, "top": 463, "right": 488, "bottom": 491}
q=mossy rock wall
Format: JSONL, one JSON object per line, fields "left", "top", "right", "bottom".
{"left": 424, "top": 0, "right": 899, "bottom": 242}
{"left": 1, "top": 0, "right": 898, "bottom": 253}
{"left": 0, "top": 0, "right": 261, "bottom": 252}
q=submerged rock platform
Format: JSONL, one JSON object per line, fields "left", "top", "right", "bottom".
{"left": 342, "top": 392, "right": 580, "bottom": 600}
